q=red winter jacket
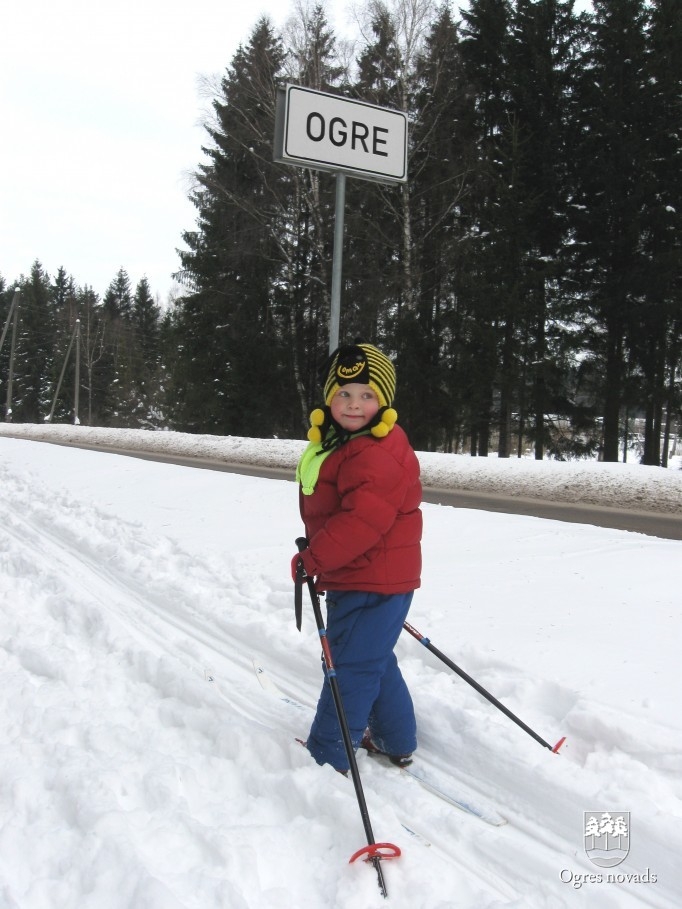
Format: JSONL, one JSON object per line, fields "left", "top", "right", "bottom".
{"left": 298, "top": 424, "right": 422, "bottom": 593}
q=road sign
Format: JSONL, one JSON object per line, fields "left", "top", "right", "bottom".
{"left": 274, "top": 84, "right": 408, "bottom": 184}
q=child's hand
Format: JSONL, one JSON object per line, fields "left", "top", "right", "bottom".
{"left": 291, "top": 554, "right": 305, "bottom": 582}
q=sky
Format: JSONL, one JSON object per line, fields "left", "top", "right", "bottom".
{"left": 0, "top": 0, "right": 594, "bottom": 305}
{"left": 0, "top": 431, "right": 679, "bottom": 908}
{"left": 0, "top": 0, "right": 357, "bottom": 302}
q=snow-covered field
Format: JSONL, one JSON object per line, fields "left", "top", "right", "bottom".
{"left": 0, "top": 430, "right": 680, "bottom": 909}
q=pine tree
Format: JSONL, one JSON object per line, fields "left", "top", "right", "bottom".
{"left": 174, "top": 18, "right": 296, "bottom": 436}
{"left": 283, "top": 0, "right": 345, "bottom": 90}
{"left": 10, "top": 261, "right": 55, "bottom": 422}
{"left": 634, "top": 0, "right": 682, "bottom": 464}
{"left": 48, "top": 266, "right": 80, "bottom": 423}
{"left": 77, "top": 285, "right": 107, "bottom": 426}
{"left": 130, "top": 277, "right": 163, "bottom": 428}
{"left": 458, "top": 0, "right": 513, "bottom": 456}
{"left": 342, "top": 1, "right": 439, "bottom": 446}
{"left": 570, "top": 0, "right": 651, "bottom": 461}
{"left": 102, "top": 267, "right": 133, "bottom": 321}
{"left": 503, "top": 0, "right": 583, "bottom": 459}
{"left": 100, "top": 267, "right": 136, "bottom": 425}
{"left": 356, "top": 0, "right": 436, "bottom": 314}
{"left": 1, "top": 278, "right": 17, "bottom": 418}
{"left": 132, "top": 277, "right": 160, "bottom": 365}
{"left": 399, "top": 6, "right": 473, "bottom": 450}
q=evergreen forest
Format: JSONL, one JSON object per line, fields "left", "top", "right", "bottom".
{"left": 1, "top": 0, "right": 680, "bottom": 465}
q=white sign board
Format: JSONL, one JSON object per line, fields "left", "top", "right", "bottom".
{"left": 274, "top": 85, "right": 408, "bottom": 184}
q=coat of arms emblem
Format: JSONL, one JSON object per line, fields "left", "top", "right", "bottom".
{"left": 584, "top": 811, "right": 630, "bottom": 867}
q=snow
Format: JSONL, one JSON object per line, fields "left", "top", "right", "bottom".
{"left": 2, "top": 422, "right": 682, "bottom": 513}
{"left": 0, "top": 427, "right": 680, "bottom": 908}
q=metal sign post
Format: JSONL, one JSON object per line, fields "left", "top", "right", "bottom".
{"left": 329, "top": 172, "right": 346, "bottom": 352}
{"left": 275, "top": 85, "right": 408, "bottom": 351}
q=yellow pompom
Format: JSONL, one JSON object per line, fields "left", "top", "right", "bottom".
{"left": 307, "top": 408, "right": 326, "bottom": 442}
{"left": 370, "top": 407, "right": 398, "bottom": 438}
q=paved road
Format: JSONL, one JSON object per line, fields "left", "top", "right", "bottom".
{"left": 421, "top": 486, "right": 682, "bottom": 540}
{"left": 46, "top": 441, "right": 681, "bottom": 541}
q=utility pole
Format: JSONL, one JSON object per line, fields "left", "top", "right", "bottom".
{"left": 0, "top": 288, "right": 20, "bottom": 352}
{"left": 74, "top": 318, "right": 81, "bottom": 424}
{"left": 3, "top": 289, "right": 20, "bottom": 421}
{"left": 46, "top": 318, "right": 81, "bottom": 424}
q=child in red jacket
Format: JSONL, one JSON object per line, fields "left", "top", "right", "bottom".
{"left": 293, "top": 342, "right": 422, "bottom": 773}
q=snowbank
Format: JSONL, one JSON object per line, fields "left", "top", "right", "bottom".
{"left": 1, "top": 423, "right": 681, "bottom": 514}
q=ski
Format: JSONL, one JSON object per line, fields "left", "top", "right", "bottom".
{"left": 406, "top": 768, "right": 506, "bottom": 826}
{"left": 364, "top": 750, "right": 507, "bottom": 827}
{"left": 253, "top": 659, "right": 507, "bottom": 827}
{"left": 253, "top": 662, "right": 304, "bottom": 708}
{"left": 399, "top": 823, "right": 432, "bottom": 847}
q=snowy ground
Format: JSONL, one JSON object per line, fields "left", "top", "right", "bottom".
{"left": 0, "top": 430, "right": 680, "bottom": 909}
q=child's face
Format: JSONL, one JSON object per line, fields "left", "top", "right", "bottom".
{"left": 330, "top": 383, "right": 380, "bottom": 431}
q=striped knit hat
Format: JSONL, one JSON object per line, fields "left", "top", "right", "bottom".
{"left": 323, "top": 343, "right": 396, "bottom": 408}
{"left": 307, "top": 342, "right": 398, "bottom": 442}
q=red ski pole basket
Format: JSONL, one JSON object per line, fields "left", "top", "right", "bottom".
{"left": 349, "top": 842, "right": 401, "bottom": 864}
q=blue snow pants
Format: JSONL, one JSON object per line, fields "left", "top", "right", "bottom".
{"left": 306, "top": 589, "right": 417, "bottom": 772}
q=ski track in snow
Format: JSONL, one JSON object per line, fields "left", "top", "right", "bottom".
{"left": 0, "top": 452, "right": 680, "bottom": 909}
{"left": 253, "top": 662, "right": 679, "bottom": 909}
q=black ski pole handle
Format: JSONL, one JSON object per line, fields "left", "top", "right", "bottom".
{"left": 293, "top": 537, "right": 309, "bottom": 632}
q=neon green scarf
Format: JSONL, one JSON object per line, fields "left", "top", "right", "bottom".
{"left": 296, "top": 426, "right": 375, "bottom": 495}
{"left": 296, "top": 440, "right": 333, "bottom": 495}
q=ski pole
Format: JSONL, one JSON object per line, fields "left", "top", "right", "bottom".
{"left": 295, "top": 538, "right": 399, "bottom": 898}
{"left": 402, "top": 621, "right": 566, "bottom": 754}
{"left": 294, "top": 561, "right": 303, "bottom": 632}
